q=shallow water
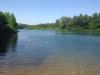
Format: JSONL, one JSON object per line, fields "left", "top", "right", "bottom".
{"left": 0, "top": 30, "right": 100, "bottom": 75}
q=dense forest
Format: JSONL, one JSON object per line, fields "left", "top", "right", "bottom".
{"left": 19, "top": 13, "right": 100, "bottom": 32}
{"left": 0, "top": 11, "right": 17, "bottom": 34}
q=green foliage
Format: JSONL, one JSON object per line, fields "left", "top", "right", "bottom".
{"left": 0, "top": 11, "right": 7, "bottom": 31}
{"left": 18, "top": 12, "right": 100, "bottom": 32}
{"left": 0, "top": 11, "right": 17, "bottom": 33}
{"left": 89, "top": 13, "right": 100, "bottom": 29}
{"left": 17, "top": 23, "right": 29, "bottom": 29}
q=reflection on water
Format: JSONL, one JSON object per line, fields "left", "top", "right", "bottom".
{"left": 56, "top": 31, "right": 100, "bottom": 36}
{"left": 0, "top": 30, "right": 100, "bottom": 75}
{"left": 0, "top": 34, "right": 17, "bottom": 56}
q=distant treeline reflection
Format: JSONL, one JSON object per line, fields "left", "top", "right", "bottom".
{"left": 0, "top": 34, "right": 17, "bottom": 56}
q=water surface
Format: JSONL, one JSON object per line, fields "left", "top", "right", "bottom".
{"left": 0, "top": 30, "right": 100, "bottom": 75}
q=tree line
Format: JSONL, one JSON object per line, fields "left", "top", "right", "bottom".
{"left": 55, "top": 13, "right": 100, "bottom": 31}
{"left": 0, "top": 11, "right": 17, "bottom": 33}
{"left": 19, "top": 13, "right": 100, "bottom": 32}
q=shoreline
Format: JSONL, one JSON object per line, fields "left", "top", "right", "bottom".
{"left": 26, "top": 29, "right": 100, "bottom": 36}
{"left": 0, "top": 31, "right": 18, "bottom": 36}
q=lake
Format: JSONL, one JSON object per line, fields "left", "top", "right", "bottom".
{"left": 0, "top": 30, "right": 100, "bottom": 75}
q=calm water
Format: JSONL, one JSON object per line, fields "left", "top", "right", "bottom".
{"left": 0, "top": 30, "right": 100, "bottom": 75}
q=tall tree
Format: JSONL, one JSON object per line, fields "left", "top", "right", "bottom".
{"left": 0, "top": 11, "right": 17, "bottom": 33}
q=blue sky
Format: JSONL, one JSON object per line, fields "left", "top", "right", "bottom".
{"left": 0, "top": 0, "right": 100, "bottom": 25}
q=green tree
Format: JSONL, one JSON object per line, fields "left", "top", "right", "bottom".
{"left": 89, "top": 13, "right": 100, "bottom": 29}
{"left": 0, "top": 11, "right": 7, "bottom": 32}
{"left": 0, "top": 11, "right": 17, "bottom": 33}
{"left": 5, "top": 12, "right": 17, "bottom": 31}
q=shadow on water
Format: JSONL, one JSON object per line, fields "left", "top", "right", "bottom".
{"left": 56, "top": 31, "right": 100, "bottom": 36}
{"left": 0, "top": 34, "right": 17, "bottom": 56}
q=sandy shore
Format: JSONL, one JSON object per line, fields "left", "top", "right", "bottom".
{"left": 0, "top": 63, "right": 100, "bottom": 75}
